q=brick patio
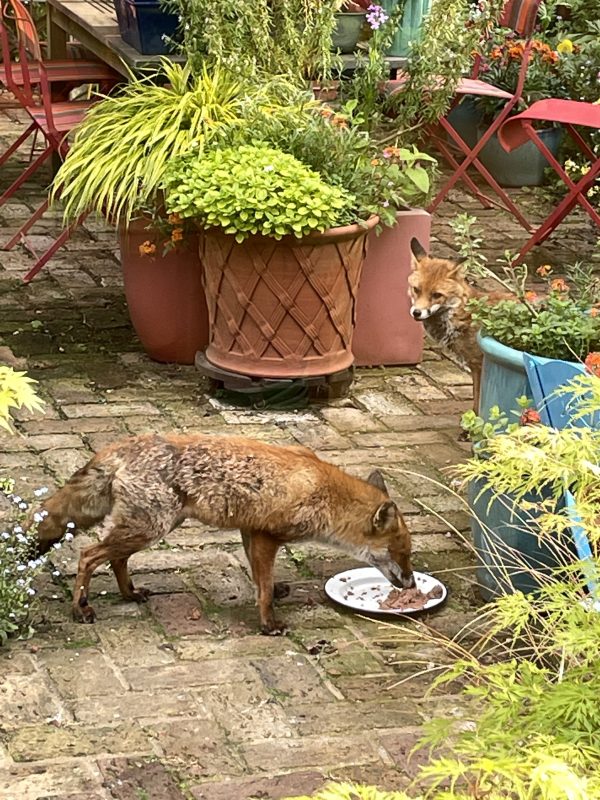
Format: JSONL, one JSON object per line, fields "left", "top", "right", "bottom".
{"left": 0, "top": 95, "right": 596, "bottom": 800}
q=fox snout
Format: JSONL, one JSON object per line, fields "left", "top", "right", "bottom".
{"left": 411, "top": 306, "right": 429, "bottom": 321}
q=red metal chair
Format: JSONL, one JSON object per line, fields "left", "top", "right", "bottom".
{"left": 387, "top": 0, "right": 542, "bottom": 230}
{"left": 1, "top": 53, "right": 97, "bottom": 280}
{"left": 0, "top": 0, "right": 119, "bottom": 208}
{"left": 498, "top": 99, "right": 600, "bottom": 264}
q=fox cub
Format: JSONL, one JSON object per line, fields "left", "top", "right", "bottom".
{"left": 33, "top": 433, "right": 414, "bottom": 634}
{"left": 408, "top": 238, "right": 510, "bottom": 413}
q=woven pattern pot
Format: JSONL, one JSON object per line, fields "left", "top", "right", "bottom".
{"left": 200, "top": 218, "right": 378, "bottom": 378}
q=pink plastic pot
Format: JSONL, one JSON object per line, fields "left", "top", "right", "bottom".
{"left": 353, "top": 208, "right": 430, "bottom": 367}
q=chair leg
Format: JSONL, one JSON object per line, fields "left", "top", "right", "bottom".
{"left": 0, "top": 122, "right": 37, "bottom": 169}
{"left": 22, "top": 212, "right": 89, "bottom": 283}
{"left": 3, "top": 198, "right": 50, "bottom": 251}
{"left": 0, "top": 144, "right": 53, "bottom": 208}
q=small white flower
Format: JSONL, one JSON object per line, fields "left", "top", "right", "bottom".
{"left": 13, "top": 526, "right": 23, "bottom": 534}
{"left": 64, "top": 533, "right": 74, "bottom": 542}
{"left": 6, "top": 547, "right": 14, "bottom": 554}
{"left": 8, "top": 612, "right": 15, "bottom": 619}
{"left": 263, "top": 165, "right": 274, "bottom": 172}
{"left": 33, "top": 512, "right": 44, "bottom": 523}
{"left": 12, "top": 495, "right": 22, "bottom": 504}
{"left": 34, "top": 487, "right": 48, "bottom": 497}
{"left": 18, "top": 502, "right": 28, "bottom": 510}
{"left": 27, "top": 588, "right": 36, "bottom": 596}
{"left": 16, "top": 533, "right": 26, "bottom": 543}
{"left": 1, "top": 532, "right": 9, "bottom": 540}
{"left": 16, "top": 579, "right": 25, "bottom": 587}
{"left": 66, "top": 522, "right": 75, "bottom": 530}
{"left": 52, "top": 570, "right": 61, "bottom": 577}
{"left": 16, "top": 564, "right": 26, "bottom": 572}
{"left": 53, "top": 543, "right": 62, "bottom": 550}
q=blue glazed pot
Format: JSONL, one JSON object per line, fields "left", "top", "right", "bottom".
{"left": 469, "top": 476, "right": 569, "bottom": 601}
{"left": 477, "top": 333, "right": 532, "bottom": 423}
{"left": 478, "top": 126, "right": 564, "bottom": 188}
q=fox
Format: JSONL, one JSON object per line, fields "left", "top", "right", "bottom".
{"left": 408, "top": 238, "right": 511, "bottom": 413}
{"left": 31, "top": 433, "right": 415, "bottom": 634}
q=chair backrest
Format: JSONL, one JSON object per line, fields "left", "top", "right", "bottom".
{"left": 499, "top": 0, "right": 542, "bottom": 37}
{"left": 5, "top": 0, "right": 42, "bottom": 60}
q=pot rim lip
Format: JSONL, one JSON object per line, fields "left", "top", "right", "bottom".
{"left": 201, "top": 215, "right": 380, "bottom": 244}
{"left": 477, "top": 331, "right": 526, "bottom": 369}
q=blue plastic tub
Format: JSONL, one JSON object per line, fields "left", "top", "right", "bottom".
{"left": 469, "top": 476, "right": 573, "bottom": 600}
{"left": 113, "top": 0, "right": 180, "bottom": 55}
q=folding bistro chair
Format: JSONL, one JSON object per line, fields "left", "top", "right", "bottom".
{"left": 0, "top": 0, "right": 119, "bottom": 208}
{"left": 386, "top": 0, "right": 541, "bottom": 230}
{"left": 498, "top": 99, "right": 600, "bottom": 264}
{"left": 1, "top": 54, "right": 97, "bottom": 280}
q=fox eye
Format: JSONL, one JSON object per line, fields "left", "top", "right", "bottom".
{"left": 413, "top": 287, "right": 421, "bottom": 296}
{"left": 431, "top": 292, "right": 444, "bottom": 301}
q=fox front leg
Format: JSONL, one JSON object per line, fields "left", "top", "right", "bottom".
{"left": 243, "top": 529, "right": 286, "bottom": 635}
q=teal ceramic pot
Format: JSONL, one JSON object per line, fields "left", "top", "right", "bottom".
{"left": 381, "top": 0, "right": 431, "bottom": 56}
{"left": 332, "top": 12, "right": 366, "bottom": 53}
{"left": 469, "top": 474, "right": 570, "bottom": 601}
{"left": 446, "top": 96, "right": 483, "bottom": 149}
{"left": 478, "top": 333, "right": 532, "bottom": 422}
{"left": 478, "top": 126, "right": 564, "bottom": 188}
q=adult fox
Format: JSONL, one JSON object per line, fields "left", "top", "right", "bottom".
{"left": 33, "top": 433, "right": 415, "bottom": 634}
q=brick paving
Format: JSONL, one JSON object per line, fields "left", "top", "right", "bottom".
{"left": 0, "top": 94, "right": 597, "bottom": 800}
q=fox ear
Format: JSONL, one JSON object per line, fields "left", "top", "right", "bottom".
{"left": 367, "top": 469, "right": 389, "bottom": 495}
{"left": 372, "top": 501, "right": 398, "bottom": 534}
{"left": 410, "top": 238, "right": 427, "bottom": 262}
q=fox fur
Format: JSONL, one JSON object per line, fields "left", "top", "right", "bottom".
{"left": 408, "top": 238, "right": 511, "bottom": 413}
{"left": 32, "top": 433, "right": 415, "bottom": 634}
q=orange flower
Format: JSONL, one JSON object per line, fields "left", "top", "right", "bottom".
{"left": 584, "top": 352, "right": 600, "bottom": 377}
{"left": 524, "top": 291, "right": 538, "bottom": 302}
{"left": 331, "top": 115, "right": 348, "bottom": 128}
{"left": 138, "top": 240, "right": 156, "bottom": 257}
{"left": 590, "top": 308, "right": 599, "bottom": 318}
{"left": 520, "top": 408, "right": 542, "bottom": 426}
{"left": 168, "top": 212, "right": 182, "bottom": 225}
{"left": 536, "top": 264, "right": 552, "bottom": 277}
{"left": 550, "top": 277, "right": 569, "bottom": 293}
{"left": 490, "top": 46, "right": 503, "bottom": 60}
{"left": 171, "top": 227, "right": 184, "bottom": 242}
{"left": 382, "top": 145, "right": 402, "bottom": 159}
{"left": 508, "top": 42, "right": 525, "bottom": 60}
{"left": 371, "top": 158, "right": 381, "bottom": 167}
{"left": 319, "top": 106, "right": 334, "bottom": 118}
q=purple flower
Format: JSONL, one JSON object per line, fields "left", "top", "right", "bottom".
{"left": 366, "top": 4, "right": 389, "bottom": 30}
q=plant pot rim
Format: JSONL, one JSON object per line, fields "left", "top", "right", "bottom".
{"left": 477, "top": 331, "right": 581, "bottom": 369}
{"left": 201, "top": 215, "right": 380, "bottom": 246}
{"left": 335, "top": 10, "right": 367, "bottom": 15}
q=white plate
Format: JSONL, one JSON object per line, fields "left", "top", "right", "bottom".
{"left": 324, "top": 567, "right": 447, "bottom": 616}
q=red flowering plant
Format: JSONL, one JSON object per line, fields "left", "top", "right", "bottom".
{"left": 460, "top": 394, "right": 542, "bottom": 446}
{"left": 474, "top": 28, "right": 575, "bottom": 120}
{"left": 468, "top": 257, "right": 600, "bottom": 361}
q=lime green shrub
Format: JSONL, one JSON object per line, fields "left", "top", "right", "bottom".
{"left": 0, "top": 366, "right": 43, "bottom": 433}
{"left": 164, "top": 144, "right": 353, "bottom": 242}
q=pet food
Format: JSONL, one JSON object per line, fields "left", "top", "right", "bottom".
{"left": 379, "top": 584, "right": 443, "bottom": 611}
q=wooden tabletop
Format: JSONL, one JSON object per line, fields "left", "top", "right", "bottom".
{"left": 46, "top": 0, "right": 406, "bottom": 78}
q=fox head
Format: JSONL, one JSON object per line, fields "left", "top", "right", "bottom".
{"left": 408, "top": 238, "right": 468, "bottom": 321}
{"left": 363, "top": 470, "right": 415, "bottom": 589}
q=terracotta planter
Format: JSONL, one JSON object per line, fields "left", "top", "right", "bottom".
{"left": 200, "top": 218, "right": 379, "bottom": 378}
{"left": 120, "top": 219, "right": 209, "bottom": 365}
{"left": 353, "top": 209, "right": 430, "bottom": 367}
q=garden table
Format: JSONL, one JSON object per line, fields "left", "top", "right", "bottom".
{"left": 46, "top": 0, "right": 407, "bottom": 78}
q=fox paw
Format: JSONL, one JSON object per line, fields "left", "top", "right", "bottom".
{"left": 273, "top": 582, "right": 290, "bottom": 600}
{"left": 73, "top": 604, "right": 96, "bottom": 624}
{"left": 130, "top": 587, "right": 151, "bottom": 604}
{"left": 261, "top": 621, "right": 288, "bottom": 636}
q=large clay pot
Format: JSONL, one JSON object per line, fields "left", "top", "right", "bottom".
{"left": 353, "top": 208, "right": 430, "bottom": 367}
{"left": 120, "top": 219, "right": 209, "bottom": 365}
{"left": 200, "top": 218, "right": 379, "bottom": 378}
